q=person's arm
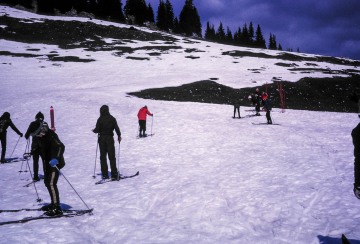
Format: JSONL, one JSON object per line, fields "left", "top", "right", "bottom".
{"left": 114, "top": 118, "right": 121, "bottom": 143}
{"left": 9, "top": 120, "right": 23, "bottom": 137}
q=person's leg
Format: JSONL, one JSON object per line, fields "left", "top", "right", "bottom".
{"left": 107, "top": 137, "right": 118, "bottom": 179}
{"left": 0, "top": 134, "right": 6, "bottom": 162}
{"left": 99, "top": 137, "right": 109, "bottom": 178}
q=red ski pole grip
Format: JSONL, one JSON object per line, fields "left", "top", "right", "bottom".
{"left": 50, "top": 106, "right": 56, "bottom": 131}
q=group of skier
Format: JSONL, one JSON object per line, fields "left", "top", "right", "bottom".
{"left": 0, "top": 105, "right": 153, "bottom": 216}
{"left": 233, "top": 87, "right": 273, "bottom": 124}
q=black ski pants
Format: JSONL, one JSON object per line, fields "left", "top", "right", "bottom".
{"left": 99, "top": 135, "right": 117, "bottom": 178}
{"left": 31, "top": 137, "right": 44, "bottom": 178}
{"left": 266, "top": 111, "right": 272, "bottom": 124}
{"left": 0, "top": 132, "right": 6, "bottom": 162}
{"left": 139, "top": 120, "right": 147, "bottom": 136}
{"left": 44, "top": 167, "right": 60, "bottom": 206}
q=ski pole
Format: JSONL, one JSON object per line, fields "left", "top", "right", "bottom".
{"left": 93, "top": 136, "right": 99, "bottom": 179}
{"left": 19, "top": 139, "right": 30, "bottom": 174}
{"left": 55, "top": 166, "right": 91, "bottom": 211}
{"left": 25, "top": 155, "right": 42, "bottom": 202}
{"left": 151, "top": 116, "right": 153, "bottom": 135}
{"left": 117, "top": 142, "right": 121, "bottom": 181}
{"left": 10, "top": 136, "right": 21, "bottom": 158}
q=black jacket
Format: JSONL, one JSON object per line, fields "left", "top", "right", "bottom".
{"left": 93, "top": 105, "right": 121, "bottom": 137}
{"left": 25, "top": 118, "right": 43, "bottom": 140}
{"left": 0, "top": 113, "right": 22, "bottom": 136}
{"left": 39, "top": 129, "right": 65, "bottom": 170}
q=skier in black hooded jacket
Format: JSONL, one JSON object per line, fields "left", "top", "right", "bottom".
{"left": 25, "top": 112, "right": 45, "bottom": 181}
{"left": 352, "top": 122, "right": 360, "bottom": 199}
{"left": 93, "top": 105, "right": 122, "bottom": 180}
{"left": 27, "top": 120, "right": 65, "bottom": 216}
{"left": 0, "top": 112, "right": 23, "bottom": 163}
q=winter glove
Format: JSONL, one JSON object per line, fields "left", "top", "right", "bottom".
{"left": 49, "top": 158, "right": 59, "bottom": 167}
{"left": 19, "top": 133, "right": 23, "bottom": 137}
{"left": 118, "top": 136, "right": 122, "bottom": 143}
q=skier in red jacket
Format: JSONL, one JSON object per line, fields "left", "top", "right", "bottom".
{"left": 137, "top": 106, "right": 153, "bottom": 137}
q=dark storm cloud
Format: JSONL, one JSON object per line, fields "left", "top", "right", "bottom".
{"left": 146, "top": 0, "right": 360, "bottom": 60}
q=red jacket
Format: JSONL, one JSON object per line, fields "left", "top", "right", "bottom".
{"left": 137, "top": 107, "right": 152, "bottom": 121}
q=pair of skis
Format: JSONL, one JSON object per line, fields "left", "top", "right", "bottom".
{"left": 0, "top": 208, "right": 93, "bottom": 226}
{"left": 95, "top": 171, "right": 140, "bottom": 185}
{"left": 2, "top": 157, "right": 26, "bottom": 164}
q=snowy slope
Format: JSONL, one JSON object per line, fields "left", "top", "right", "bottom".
{"left": 1, "top": 6, "right": 360, "bottom": 244}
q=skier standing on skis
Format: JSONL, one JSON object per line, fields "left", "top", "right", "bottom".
{"left": 137, "top": 105, "right": 153, "bottom": 137}
{"left": 352, "top": 122, "right": 360, "bottom": 199}
{"left": 28, "top": 120, "right": 65, "bottom": 216}
{"left": 24, "top": 112, "right": 45, "bottom": 181}
{"left": 0, "top": 112, "right": 23, "bottom": 163}
{"left": 233, "top": 98, "right": 241, "bottom": 119}
{"left": 262, "top": 93, "right": 272, "bottom": 124}
{"left": 255, "top": 88, "right": 262, "bottom": 116}
{"left": 93, "top": 105, "right": 121, "bottom": 180}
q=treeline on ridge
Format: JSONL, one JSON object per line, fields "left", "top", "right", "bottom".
{"left": 2, "top": 0, "right": 289, "bottom": 51}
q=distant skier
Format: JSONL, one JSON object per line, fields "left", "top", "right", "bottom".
{"left": 93, "top": 105, "right": 121, "bottom": 180}
{"left": 27, "top": 120, "right": 65, "bottom": 216}
{"left": 0, "top": 112, "right": 23, "bottom": 163}
{"left": 137, "top": 105, "right": 153, "bottom": 137}
{"left": 233, "top": 99, "right": 241, "bottom": 118}
{"left": 24, "top": 112, "right": 45, "bottom": 181}
{"left": 352, "top": 122, "right": 360, "bottom": 199}
{"left": 255, "top": 88, "right": 262, "bottom": 116}
{"left": 262, "top": 93, "right": 272, "bottom": 124}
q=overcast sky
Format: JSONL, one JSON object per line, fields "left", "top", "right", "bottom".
{"left": 146, "top": 0, "right": 360, "bottom": 60}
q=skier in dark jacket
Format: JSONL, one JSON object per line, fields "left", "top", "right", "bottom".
{"left": 262, "top": 93, "right": 272, "bottom": 124}
{"left": 93, "top": 105, "right": 121, "bottom": 180}
{"left": 25, "top": 112, "right": 45, "bottom": 181}
{"left": 233, "top": 99, "right": 241, "bottom": 118}
{"left": 28, "top": 120, "right": 65, "bottom": 216}
{"left": 352, "top": 122, "right": 360, "bottom": 199}
{"left": 0, "top": 112, "right": 23, "bottom": 163}
{"left": 255, "top": 88, "right": 262, "bottom": 116}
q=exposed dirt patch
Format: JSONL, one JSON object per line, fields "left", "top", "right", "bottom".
{"left": 128, "top": 75, "right": 360, "bottom": 113}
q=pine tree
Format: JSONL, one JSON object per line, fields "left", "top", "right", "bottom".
{"left": 241, "top": 23, "right": 250, "bottom": 46}
{"left": 248, "top": 21, "right": 254, "bottom": 45}
{"left": 173, "top": 17, "right": 181, "bottom": 33}
{"left": 156, "top": 0, "right": 168, "bottom": 30}
{"left": 179, "top": 0, "right": 202, "bottom": 37}
{"left": 204, "top": 21, "right": 216, "bottom": 41}
{"left": 216, "top": 22, "right": 225, "bottom": 42}
{"left": 255, "top": 24, "right": 266, "bottom": 48}
{"left": 109, "top": 0, "right": 125, "bottom": 22}
{"left": 233, "top": 27, "right": 242, "bottom": 45}
{"left": 269, "top": 33, "right": 277, "bottom": 50}
{"left": 124, "top": 0, "right": 147, "bottom": 25}
{"left": 147, "top": 3, "right": 155, "bottom": 23}
{"left": 226, "top": 26, "right": 233, "bottom": 43}
{"left": 165, "top": 0, "right": 174, "bottom": 30}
